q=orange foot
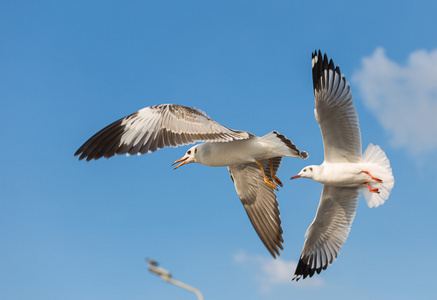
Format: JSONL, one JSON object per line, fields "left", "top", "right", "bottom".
{"left": 365, "top": 182, "right": 379, "bottom": 193}
{"left": 362, "top": 171, "right": 383, "bottom": 183}
{"left": 255, "top": 161, "right": 279, "bottom": 191}
{"left": 269, "top": 159, "right": 283, "bottom": 188}
{"left": 263, "top": 177, "right": 279, "bottom": 191}
{"left": 272, "top": 175, "right": 283, "bottom": 187}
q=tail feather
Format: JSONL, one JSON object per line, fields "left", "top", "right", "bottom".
{"left": 360, "top": 143, "right": 394, "bottom": 208}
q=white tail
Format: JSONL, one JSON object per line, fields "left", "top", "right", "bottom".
{"left": 360, "top": 143, "right": 394, "bottom": 208}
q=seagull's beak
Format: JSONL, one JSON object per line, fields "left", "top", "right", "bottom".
{"left": 290, "top": 174, "right": 301, "bottom": 180}
{"left": 172, "top": 157, "right": 189, "bottom": 170}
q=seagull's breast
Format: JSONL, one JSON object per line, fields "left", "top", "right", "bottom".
{"left": 197, "top": 139, "right": 263, "bottom": 167}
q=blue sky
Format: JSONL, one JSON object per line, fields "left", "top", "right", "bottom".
{"left": 1, "top": 1, "right": 437, "bottom": 299}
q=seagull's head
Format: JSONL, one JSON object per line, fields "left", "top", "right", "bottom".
{"left": 172, "top": 145, "right": 198, "bottom": 169}
{"left": 290, "top": 165, "right": 316, "bottom": 180}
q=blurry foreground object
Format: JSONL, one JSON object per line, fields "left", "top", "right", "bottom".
{"left": 146, "top": 258, "right": 204, "bottom": 300}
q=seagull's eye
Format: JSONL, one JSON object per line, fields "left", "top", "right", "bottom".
{"left": 187, "top": 150, "right": 191, "bottom": 155}
{"left": 303, "top": 169, "right": 306, "bottom": 172}
{"left": 195, "top": 148, "right": 197, "bottom": 153}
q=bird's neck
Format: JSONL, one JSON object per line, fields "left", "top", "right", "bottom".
{"left": 310, "top": 164, "right": 324, "bottom": 182}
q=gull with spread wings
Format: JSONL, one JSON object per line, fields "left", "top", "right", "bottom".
{"left": 290, "top": 51, "right": 394, "bottom": 280}
{"left": 75, "top": 104, "right": 308, "bottom": 257}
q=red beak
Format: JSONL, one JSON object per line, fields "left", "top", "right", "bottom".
{"left": 290, "top": 175, "right": 301, "bottom": 180}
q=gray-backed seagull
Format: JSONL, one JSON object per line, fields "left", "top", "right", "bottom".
{"left": 75, "top": 104, "right": 308, "bottom": 258}
{"left": 290, "top": 51, "right": 395, "bottom": 280}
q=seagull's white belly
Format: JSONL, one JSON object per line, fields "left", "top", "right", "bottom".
{"left": 316, "top": 163, "right": 370, "bottom": 187}
{"left": 197, "top": 140, "right": 268, "bottom": 167}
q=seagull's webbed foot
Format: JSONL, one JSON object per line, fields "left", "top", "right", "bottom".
{"left": 272, "top": 175, "right": 283, "bottom": 187}
{"left": 269, "top": 158, "right": 283, "bottom": 187}
{"left": 264, "top": 177, "right": 279, "bottom": 191}
{"left": 365, "top": 182, "right": 380, "bottom": 193}
{"left": 361, "top": 170, "right": 383, "bottom": 183}
{"left": 255, "top": 160, "right": 279, "bottom": 191}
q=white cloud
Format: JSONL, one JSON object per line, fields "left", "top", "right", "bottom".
{"left": 233, "top": 251, "right": 324, "bottom": 292}
{"left": 352, "top": 47, "right": 437, "bottom": 154}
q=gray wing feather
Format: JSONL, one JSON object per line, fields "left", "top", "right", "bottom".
{"left": 228, "top": 157, "right": 284, "bottom": 258}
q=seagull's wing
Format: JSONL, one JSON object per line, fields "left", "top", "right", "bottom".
{"left": 293, "top": 185, "right": 359, "bottom": 280}
{"left": 228, "top": 158, "right": 284, "bottom": 258}
{"left": 75, "top": 104, "right": 250, "bottom": 161}
{"left": 312, "top": 50, "right": 362, "bottom": 163}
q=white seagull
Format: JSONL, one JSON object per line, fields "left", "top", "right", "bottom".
{"left": 75, "top": 104, "right": 308, "bottom": 257}
{"left": 290, "top": 51, "right": 394, "bottom": 280}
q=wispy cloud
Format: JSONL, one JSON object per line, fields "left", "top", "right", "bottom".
{"left": 233, "top": 251, "right": 324, "bottom": 292}
{"left": 352, "top": 47, "right": 437, "bottom": 155}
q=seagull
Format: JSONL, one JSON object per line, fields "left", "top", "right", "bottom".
{"left": 75, "top": 104, "right": 308, "bottom": 258}
{"left": 290, "top": 51, "right": 395, "bottom": 280}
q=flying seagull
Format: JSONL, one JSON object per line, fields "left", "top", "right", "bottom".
{"left": 75, "top": 104, "right": 308, "bottom": 257}
{"left": 290, "top": 51, "right": 394, "bottom": 280}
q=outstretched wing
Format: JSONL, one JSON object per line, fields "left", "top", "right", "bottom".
{"left": 75, "top": 104, "right": 249, "bottom": 161}
{"left": 312, "top": 50, "right": 362, "bottom": 163}
{"left": 228, "top": 158, "right": 284, "bottom": 258}
{"left": 293, "top": 185, "right": 359, "bottom": 280}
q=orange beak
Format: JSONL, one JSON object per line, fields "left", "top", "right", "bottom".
{"left": 172, "top": 157, "right": 189, "bottom": 170}
{"left": 290, "top": 175, "right": 301, "bottom": 180}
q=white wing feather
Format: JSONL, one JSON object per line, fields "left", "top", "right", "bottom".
{"left": 75, "top": 104, "right": 249, "bottom": 160}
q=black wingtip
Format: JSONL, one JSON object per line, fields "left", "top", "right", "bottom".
{"left": 311, "top": 50, "right": 342, "bottom": 93}
{"left": 74, "top": 147, "right": 85, "bottom": 159}
{"left": 73, "top": 113, "right": 131, "bottom": 161}
{"left": 293, "top": 253, "right": 331, "bottom": 281}
{"left": 293, "top": 255, "right": 312, "bottom": 281}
